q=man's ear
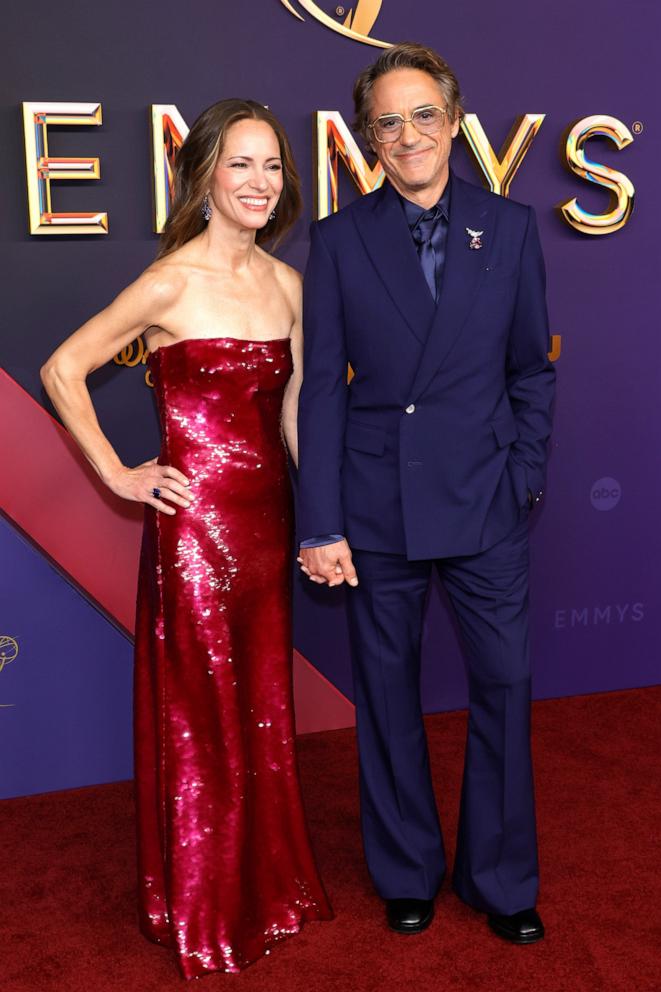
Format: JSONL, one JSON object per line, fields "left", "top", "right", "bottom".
{"left": 364, "top": 133, "right": 378, "bottom": 159}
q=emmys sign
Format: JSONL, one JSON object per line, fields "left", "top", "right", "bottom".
{"left": 22, "top": 101, "right": 636, "bottom": 240}
{"left": 18, "top": 0, "right": 636, "bottom": 238}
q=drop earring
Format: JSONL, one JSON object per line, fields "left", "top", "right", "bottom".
{"left": 269, "top": 208, "right": 276, "bottom": 221}
{"left": 202, "top": 194, "right": 212, "bottom": 222}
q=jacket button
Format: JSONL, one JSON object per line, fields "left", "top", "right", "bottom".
{"left": 405, "top": 404, "right": 415, "bottom": 414}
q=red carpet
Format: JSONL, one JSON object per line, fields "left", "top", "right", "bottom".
{"left": 2, "top": 687, "right": 660, "bottom": 992}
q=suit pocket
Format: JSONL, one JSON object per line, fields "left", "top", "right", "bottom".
{"left": 484, "top": 264, "right": 518, "bottom": 282}
{"left": 491, "top": 413, "right": 519, "bottom": 448}
{"left": 483, "top": 266, "right": 518, "bottom": 293}
{"left": 345, "top": 420, "right": 386, "bottom": 456}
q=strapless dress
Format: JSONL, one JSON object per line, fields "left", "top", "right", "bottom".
{"left": 133, "top": 336, "right": 332, "bottom": 979}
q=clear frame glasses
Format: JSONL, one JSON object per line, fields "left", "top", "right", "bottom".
{"left": 368, "top": 105, "right": 448, "bottom": 144}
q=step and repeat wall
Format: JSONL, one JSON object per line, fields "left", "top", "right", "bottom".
{"left": 1, "top": 0, "right": 658, "bottom": 797}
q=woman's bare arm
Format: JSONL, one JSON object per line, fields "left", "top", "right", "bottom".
{"left": 41, "top": 267, "right": 191, "bottom": 515}
{"left": 280, "top": 269, "right": 303, "bottom": 467}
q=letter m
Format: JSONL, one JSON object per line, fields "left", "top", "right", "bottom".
{"left": 151, "top": 105, "right": 189, "bottom": 233}
{"left": 593, "top": 605, "right": 611, "bottom": 624}
{"left": 314, "top": 111, "right": 384, "bottom": 219}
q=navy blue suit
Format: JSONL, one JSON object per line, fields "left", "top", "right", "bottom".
{"left": 298, "top": 174, "right": 555, "bottom": 914}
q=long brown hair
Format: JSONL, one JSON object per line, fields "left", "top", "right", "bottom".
{"left": 157, "top": 99, "right": 302, "bottom": 258}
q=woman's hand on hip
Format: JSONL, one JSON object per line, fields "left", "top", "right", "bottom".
{"left": 107, "top": 458, "right": 192, "bottom": 515}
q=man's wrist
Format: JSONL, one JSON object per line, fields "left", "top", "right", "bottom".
{"left": 299, "top": 534, "right": 345, "bottom": 549}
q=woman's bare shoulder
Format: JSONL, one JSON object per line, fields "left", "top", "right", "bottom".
{"left": 266, "top": 253, "right": 302, "bottom": 300}
{"left": 136, "top": 252, "right": 192, "bottom": 307}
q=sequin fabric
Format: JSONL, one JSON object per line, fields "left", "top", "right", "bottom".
{"left": 133, "top": 337, "right": 333, "bottom": 979}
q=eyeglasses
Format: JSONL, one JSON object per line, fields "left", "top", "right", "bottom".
{"left": 367, "top": 105, "right": 448, "bottom": 144}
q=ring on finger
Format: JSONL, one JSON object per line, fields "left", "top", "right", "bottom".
{"left": 152, "top": 487, "right": 161, "bottom": 499}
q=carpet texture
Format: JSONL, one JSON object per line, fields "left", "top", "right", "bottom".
{"left": 2, "top": 687, "right": 660, "bottom": 991}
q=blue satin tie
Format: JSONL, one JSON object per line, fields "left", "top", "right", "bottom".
{"left": 412, "top": 208, "right": 439, "bottom": 301}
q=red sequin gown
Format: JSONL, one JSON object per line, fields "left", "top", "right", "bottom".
{"left": 133, "top": 336, "right": 332, "bottom": 979}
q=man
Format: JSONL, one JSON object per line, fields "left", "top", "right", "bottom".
{"left": 297, "top": 43, "right": 555, "bottom": 943}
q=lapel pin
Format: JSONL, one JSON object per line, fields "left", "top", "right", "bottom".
{"left": 466, "top": 227, "right": 484, "bottom": 250}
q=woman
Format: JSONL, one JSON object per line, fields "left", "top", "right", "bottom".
{"left": 41, "top": 99, "right": 332, "bottom": 979}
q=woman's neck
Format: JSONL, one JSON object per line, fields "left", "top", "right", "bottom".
{"left": 199, "top": 215, "right": 259, "bottom": 272}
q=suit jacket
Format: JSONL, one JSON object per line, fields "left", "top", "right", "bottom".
{"left": 297, "top": 173, "right": 555, "bottom": 560}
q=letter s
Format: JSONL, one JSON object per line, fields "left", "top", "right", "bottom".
{"left": 560, "top": 115, "right": 634, "bottom": 235}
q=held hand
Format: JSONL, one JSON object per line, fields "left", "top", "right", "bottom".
{"left": 107, "top": 458, "right": 193, "bottom": 515}
{"left": 297, "top": 539, "right": 359, "bottom": 588}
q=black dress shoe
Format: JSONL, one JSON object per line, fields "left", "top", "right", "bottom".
{"left": 385, "top": 898, "right": 434, "bottom": 934}
{"left": 487, "top": 908, "right": 545, "bottom": 944}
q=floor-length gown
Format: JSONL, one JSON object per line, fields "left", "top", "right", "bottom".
{"left": 133, "top": 336, "right": 332, "bottom": 979}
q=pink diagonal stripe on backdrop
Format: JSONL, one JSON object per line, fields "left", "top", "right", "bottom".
{"left": 0, "top": 368, "right": 143, "bottom": 632}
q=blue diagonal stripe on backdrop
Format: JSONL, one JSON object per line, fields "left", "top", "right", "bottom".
{"left": 0, "top": 514, "right": 133, "bottom": 799}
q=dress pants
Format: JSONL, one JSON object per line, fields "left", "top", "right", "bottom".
{"left": 347, "top": 511, "right": 538, "bottom": 915}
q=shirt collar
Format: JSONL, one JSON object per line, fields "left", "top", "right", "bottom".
{"left": 399, "top": 171, "right": 452, "bottom": 230}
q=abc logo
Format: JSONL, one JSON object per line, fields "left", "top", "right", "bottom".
{"left": 590, "top": 477, "right": 621, "bottom": 511}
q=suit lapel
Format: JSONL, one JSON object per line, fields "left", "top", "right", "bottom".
{"left": 353, "top": 182, "right": 436, "bottom": 345}
{"left": 408, "top": 175, "right": 497, "bottom": 402}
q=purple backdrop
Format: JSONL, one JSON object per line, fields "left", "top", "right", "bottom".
{"left": 1, "top": 0, "right": 659, "bottom": 795}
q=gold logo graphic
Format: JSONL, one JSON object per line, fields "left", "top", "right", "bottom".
{"left": 0, "top": 636, "right": 18, "bottom": 675}
{"left": 113, "top": 335, "right": 154, "bottom": 387}
{"left": 0, "top": 636, "right": 19, "bottom": 709}
{"left": 280, "top": 0, "right": 392, "bottom": 48}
